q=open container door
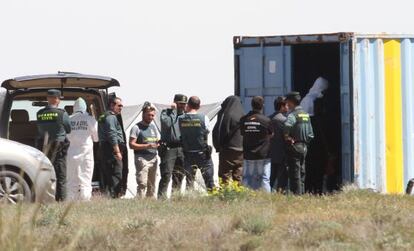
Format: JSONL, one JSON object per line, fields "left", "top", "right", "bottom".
{"left": 234, "top": 37, "right": 291, "bottom": 115}
{"left": 340, "top": 40, "right": 353, "bottom": 184}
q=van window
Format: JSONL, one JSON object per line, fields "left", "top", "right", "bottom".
{"left": 9, "top": 100, "right": 75, "bottom": 121}
{"left": 8, "top": 100, "right": 75, "bottom": 147}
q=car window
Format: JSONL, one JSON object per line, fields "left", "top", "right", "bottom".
{"left": 10, "top": 100, "right": 75, "bottom": 121}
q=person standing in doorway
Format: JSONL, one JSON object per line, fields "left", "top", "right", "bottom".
{"left": 129, "top": 103, "right": 159, "bottom": 198}
{"left": 240, "top": 96, "right": 273, "bottom": 192}
{"left": 213, "top": 96, "right": 244, "bottom": 185}
{"left": 301, "top": 76, "right": 339, "bottom": 193}
{"left": 269, "top": 96, "right": 289, "bottom": 192}
{"left": 179, "top": 96, "right": 215, "bottom": 191}
{"left": 36, "top": 89, "right": 71, "bottom": 201}
{"left": 66, "top": 98, "right": 98, "bottom": 201}
{"left": 284, "top": 92, "right": 314, "bottom": 195}
{"left": 157, "top": 94, "right": 188, "bottom": 198}
{"left": 98, "top": 97, "right": 126, "bottom": 198}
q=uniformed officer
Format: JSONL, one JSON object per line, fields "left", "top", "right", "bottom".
{"left": 98, "top": 97, "right": 126, "bottom": 198}
{"left": 157, "top": 94, "right": 188, "bottom": 198}
{"left": 178, "top": 96, "right": 215, "bottom": 191}
{"left": 284, "top": 92, "right": 314, "bottom": 195}
{"left": 36, "top": 89, "right": 71, "bottom": 201}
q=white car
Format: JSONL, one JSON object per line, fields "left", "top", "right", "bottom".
{"left": 0, "top": 138, "right": 56, "bottom": 203}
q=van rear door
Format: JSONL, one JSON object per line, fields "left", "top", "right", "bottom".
{"left": 0, "top": 88, "right": 12, "bottom": 138}
{"left": 1, "top": 72, "right": 120, "bottom": 91}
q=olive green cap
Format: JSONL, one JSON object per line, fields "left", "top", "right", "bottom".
{"left": 174, "top": 94, "right": 188, "bottom": 104}
{"left": 286, "top": 91, "right": 301, "bottom": 102}
{"left": 47, "top": 89, "right": 61, "bottom": 98}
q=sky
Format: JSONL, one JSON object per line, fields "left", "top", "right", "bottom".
{"left": 0, "top": 0, "right": 413, "bottom": 105}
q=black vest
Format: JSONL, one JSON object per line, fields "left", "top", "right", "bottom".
{"left": 134, "top": 122, "right": 158, "bottom": 156}
{"left": 179, "top": 113, "right": 208, "bottom": 152}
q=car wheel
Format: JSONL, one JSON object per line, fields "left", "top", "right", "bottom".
{"left": 0, "top": 170, "right": 33, "bottom": 204}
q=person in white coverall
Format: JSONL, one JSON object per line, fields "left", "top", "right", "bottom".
{"left": 300, "top": 77, "right": 329, "bottom": 116}
{"left": 300, "top": 76, "right": 335, "bottom": 194}
{"left": 66, "top": 98, "right": 99, "bottom": 201}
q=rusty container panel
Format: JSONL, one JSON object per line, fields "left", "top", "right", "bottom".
{"left": 353, "top": 38, "right": 386, "bottom": 192}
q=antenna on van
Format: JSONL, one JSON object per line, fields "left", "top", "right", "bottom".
{"left": 60, "top": 78, "right": 66, "bottom": 97}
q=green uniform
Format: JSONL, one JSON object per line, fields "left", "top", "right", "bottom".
{"left": 179, "top": 113, "right": 214, "bottom": 190}
{"left": 37, "top": 105, "right": 71, "bottom": 201}
{"left": 98, "top": 111, "right": 125, "bottom": 146}
{"left": 98, "top": 111, "right": 126, "bottom": 198}
{"left": 179, "top": 113, "right": 208, "bottom": 152}
{"left": 284, "top": 106, "right": 314, "bottom": 195}
{"left": 37, "top": 105, "right": 71, "bottom": 142}
{"left": 158, "top": 108, "right": 186, "bottom": 197}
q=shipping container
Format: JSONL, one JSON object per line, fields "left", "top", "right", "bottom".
{"left": 234, "top": 32, "right": 414, "bottom": 194}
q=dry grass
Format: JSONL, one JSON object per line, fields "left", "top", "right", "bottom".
{"left": 1, "top": 189, "right": 414, "bottom": 251}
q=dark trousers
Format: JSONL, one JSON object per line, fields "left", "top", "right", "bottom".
{"left": 120, "top": 145, "right": 128, "bottom": 196}
{"left": 184, "top": 151, "right": 215, "bottom": 190}
{"left": 45, "top": 139, "right": 70, "bottom": 201}
{"left": 286, "top": 143, "right": 307, "bottom": 195}
{"left": 271, "top": 162, "right": 288, "bottom": 192}
{"left": 218, "top": 149, "right": 243, "bottom": 184}
{"left": 101, "top": 142, "right": 124, "bottom": 198}
{"left": 158, "top": 147, "right": 186, "bottom": 197}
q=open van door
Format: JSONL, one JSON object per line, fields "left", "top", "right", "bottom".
{"left": 94, "top": 92, "right": 129, "bottom": 195}
{"left": 1, "top": 72, "right": 119, "bottom": 91}
{"left": 0, "top": 88, "right": 12, "bottom": 138}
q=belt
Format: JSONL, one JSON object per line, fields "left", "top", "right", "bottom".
{"left": 101, "top": 141, "right": 126, "bottom": 146}
{"left": 166, "top": 142, "right": 182, "bottom": 148}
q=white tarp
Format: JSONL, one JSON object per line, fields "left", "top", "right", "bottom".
{"left": 121, "top": 102, "right": 221, "bottom": 198}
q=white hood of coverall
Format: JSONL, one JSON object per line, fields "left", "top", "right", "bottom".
{"left": 73, "top": 97, "right": 87, "bottom": 113}
{"left": 300, "top": 77, "right": 329, "bottom": 116}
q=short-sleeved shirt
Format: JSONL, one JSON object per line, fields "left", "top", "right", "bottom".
{"left": 130, "top": 121, "right": 159, "bottom": 158}
{"left": 240, "top": 110, "right": 273, "bottom": 160}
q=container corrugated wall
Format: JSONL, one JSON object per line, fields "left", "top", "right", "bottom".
{"left": 353, "top": 36, "right": 414, "bottom": 193}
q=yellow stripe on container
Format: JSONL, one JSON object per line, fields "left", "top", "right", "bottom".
{"left": 384, "top": 40, "right": 404, "bottom": 194}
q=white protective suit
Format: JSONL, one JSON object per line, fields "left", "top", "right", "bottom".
{"left": 66, "top": 98, "right": 98, "bottom": 201}
{"left": 300, "top": 77, "right": 329, "bottom": 116}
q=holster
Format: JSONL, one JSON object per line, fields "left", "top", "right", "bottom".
{"left": 158, "top": 142, "right": 168, "bottom": 158}
{"left": 204, "top": 145, "right": 213, "bottom": 159}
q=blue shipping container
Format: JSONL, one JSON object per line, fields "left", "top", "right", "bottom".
{"left": 234, "top": 32, "right": 414, "bottom": 194}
